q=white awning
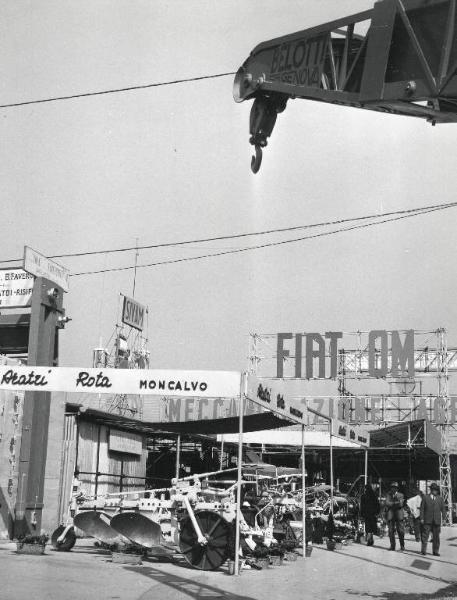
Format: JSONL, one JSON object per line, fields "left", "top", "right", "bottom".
{"left": 217, "top": 429, "right": 360, "bottom": 448}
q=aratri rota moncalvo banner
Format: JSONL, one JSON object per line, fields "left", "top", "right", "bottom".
{"left": 0, "top": 366, "right": 242, "bottom": 398}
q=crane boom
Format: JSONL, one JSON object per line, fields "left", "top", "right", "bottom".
{"left": 234, "top": 0, "right": 457, "bottom": 172}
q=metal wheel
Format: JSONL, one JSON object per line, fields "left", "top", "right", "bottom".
{"left": 51, "top": 525, "right": 77, "bottom": 551}
{"left": 178, "top": 510, "right": 230, "bottom": 571}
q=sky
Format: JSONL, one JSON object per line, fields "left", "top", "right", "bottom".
{"left": 1, "top": 0, "right": 457, "bottom": 396}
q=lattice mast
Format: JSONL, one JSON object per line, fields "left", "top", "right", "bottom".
{"left": 437, "top": 328, "right": 452, "bottom": 525}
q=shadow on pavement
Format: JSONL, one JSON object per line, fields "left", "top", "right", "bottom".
{"left": 344, "top": 582, "right": 457, "bottom": 600}
{"left": 124, "top": 564, "right": 256, "bottom": 600}
{"left": 369, "top": 544, "right": 457, "bottom": 567}
{"left": 324, "top": 547, "right": 457, "bottom": 596}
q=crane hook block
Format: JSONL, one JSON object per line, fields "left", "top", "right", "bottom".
{"left": 248, "top": 94, "right": 288, "bottom": 174}
{"left": 235, "top": 0, "right": 457, "bottom": 172}
{"left": 251, "top": 145, "right": 262, "bottom": 174}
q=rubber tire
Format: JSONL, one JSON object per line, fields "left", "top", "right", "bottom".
{"left": 51, "top": 525, "right": 77, "bottom": 551}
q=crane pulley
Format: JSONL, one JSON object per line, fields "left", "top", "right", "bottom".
{"left": 234, "top": 0, "right": 457, "bottom": 172}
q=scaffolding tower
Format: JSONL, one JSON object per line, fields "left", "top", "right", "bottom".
{"left": 248, "top": 328, "right": 455, "bottom": 525}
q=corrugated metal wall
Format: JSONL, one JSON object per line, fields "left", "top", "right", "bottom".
{"left": 57, "top": 413, "right": 77, "bottom": 524}
{"left": 76, "top": 419, "right": 147, "bottom": 498}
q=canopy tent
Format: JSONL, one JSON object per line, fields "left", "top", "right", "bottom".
{"left": 70, "top": 406, "right": 442, "bottom": 475}
{"left": 217, "top": 419, "right": 444, "bottom": 482}
{"left": 369, "top": 419, "right": 442, "bottom": 454}
{"left": 217, "top": 429, "right": 360, "bottom": 448}
{"left": 67, "top": 403, "right": 293, "bottom": 435}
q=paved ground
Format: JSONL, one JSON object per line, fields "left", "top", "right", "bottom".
{"left": 2, "top": 528, "right": 457, "bottom": 600}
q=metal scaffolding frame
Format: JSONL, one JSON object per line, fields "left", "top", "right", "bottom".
{"left": 437, "top": 328, "right": 452, "bottom": 525}
{"left": 248, "top": 328, "right": 455, "bottom": 525}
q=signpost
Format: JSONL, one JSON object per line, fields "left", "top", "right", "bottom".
{"left": 23, "top": 246, "right": 70, "bottom": 292}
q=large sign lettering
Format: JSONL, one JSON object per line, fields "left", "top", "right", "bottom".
{"left": 0, "top": 268, "right": 34, "bottom": 308}
{"left": 304, "top": 395, "right": 457, "bottom": 426}
{"left": 122, "top": 295, "right": 146, "bottom": 331}
{"left": 161, "top": 396, "right": 263, "bottom": 422}
{"left": 0, "top": 366, "right": 241, "bottom": 398}
{"left": 276, "top": 330, "right": 415, "bottom": 379}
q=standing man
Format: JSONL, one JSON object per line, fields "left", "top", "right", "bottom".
{"left": 385, "top": 481, "right": 405, "bottom": 551}
{"left": 407, "top": 488, "right": 423, "bottom": 543}
{"left": 420, "top": 482, "right": 446, "bottom": 556}
{"left": 360, "top": 483, "right": 380, "bottom": 546}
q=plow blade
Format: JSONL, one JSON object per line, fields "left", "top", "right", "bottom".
{"left": 73, "top": 511, "right": 126, "bottom": 545}
{"left": 110, "top": 512, "right": 162, "bottom": 549}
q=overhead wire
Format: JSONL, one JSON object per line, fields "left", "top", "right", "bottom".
{"left": 0, "top": 72, "right": 235, "bottom": 109}
{"left": 2, "top": 201, "right": 455, "bottom": 265}
{"left": 69, "top": 202, "right": 456, "bottom": 277}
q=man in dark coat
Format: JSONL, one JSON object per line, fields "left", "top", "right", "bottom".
{"left": 420, "top": 482, "right": 446, "bottom": 556}
{"left": 360, "top": 483, "right": 380, "bottom": 546}
{"left": 385, "top": 481, "right": 405, "bottom": 551}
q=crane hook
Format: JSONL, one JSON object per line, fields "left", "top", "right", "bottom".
{"left": 251, "top": 144, "right": 262, "bottom": 174}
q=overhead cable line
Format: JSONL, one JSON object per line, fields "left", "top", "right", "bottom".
{"left": 0, "top": 72, "right": 235, "bottom": 109}
{"left": 70, "top": 202, "right": 455, "bottom": 277}
{"left": 2, "top": 201, "right": 455, "bottom": 265}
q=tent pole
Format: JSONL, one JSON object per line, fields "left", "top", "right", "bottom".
{"left": 175, "top": 434, "right": 181, "bottom": 480}
{"left": 220, "top": 436, "right": 224, "bottom": 470}
{"left": 330, "top": 419, "right": 334, "bottom": 508}
{"left": 234, "top": 373, "right": 245, "bottom": 576}
{"left": 301, "top": 424, "right": 306, "bottom": 557}
{"left": 364, "top": 448, "right": 368, "bottom": 484}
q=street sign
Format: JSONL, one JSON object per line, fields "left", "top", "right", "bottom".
{"left": 23, "top": 246, "right": 70, "bottom": 292}
{"left": 331, "top": 418, "right": 370, "bottom": 447}
{"left": 246, "top": 375, "right": 306, "bottom": 425}
{"left": 0, "top": 268, "right": 34, "bottom": 308}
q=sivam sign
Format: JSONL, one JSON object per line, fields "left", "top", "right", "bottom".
{"left": 122, "top": 295, "right": 146, "bottom": 331}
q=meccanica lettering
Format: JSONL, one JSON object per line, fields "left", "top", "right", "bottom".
{"left": 139, "top": 379, "right": 208, "bottom": 392}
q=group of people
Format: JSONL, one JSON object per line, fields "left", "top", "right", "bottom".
{"left": 360, "top": 481, "right": 446, "bottom": 556}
